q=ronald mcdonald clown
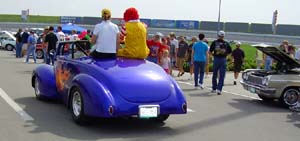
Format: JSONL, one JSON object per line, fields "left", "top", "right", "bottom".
{"left": 117, "top": 8, "right": 149, "bottom": 59}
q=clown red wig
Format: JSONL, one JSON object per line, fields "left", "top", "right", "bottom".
{"left": 123, "top": 7, "right": 139, "bottom": 22}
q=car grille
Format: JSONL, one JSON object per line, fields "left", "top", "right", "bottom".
{"left": 246, "top": 75, "right": 263, "bottom": 85}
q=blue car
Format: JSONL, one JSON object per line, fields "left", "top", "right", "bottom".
{"left": 31, "top": 40, "right": 187, "bottom": 124}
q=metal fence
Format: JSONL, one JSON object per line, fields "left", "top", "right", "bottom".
{"left": 1, "top": 22, "right": 300, "bottom": 46}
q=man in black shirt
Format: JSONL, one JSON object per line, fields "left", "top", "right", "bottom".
{"left": 15, "top": 28, "right": 23, "bottom": 58}
{"left": 231, "top": 42, "right": 245, "bottom": 85}
{"left": 209, "top": 31, "right": 232, "bottom": 95}
{"left": 44, "top": 26, "right": 58, "bottom": 65}
{"left": 21, "top": 29, "right": 29, "bottom": 57}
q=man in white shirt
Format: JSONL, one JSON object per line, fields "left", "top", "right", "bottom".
{"left": 90, "top": 8, "right": 120, "bottom": 59}
{"left": 56, "top": 26, "right": 65, "bottom": 41}
{"left": 69, "top": 30, "right": 78, "bottom": 41}
{"left": 169, "top": 32, "right": 179, "bottom": 75}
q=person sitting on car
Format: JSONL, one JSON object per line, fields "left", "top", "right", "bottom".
{"left": 117, "top": 7, "right": 149, "bottom": 59}
{"left": 90, "top": 8, "right": 120, "bottom": 59}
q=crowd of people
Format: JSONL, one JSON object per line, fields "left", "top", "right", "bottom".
{"left": 12, "top": 7, "right": 300, "bottom": 97}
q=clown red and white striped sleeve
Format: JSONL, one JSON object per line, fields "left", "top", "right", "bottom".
{"left": 120, "top": 24, "right": 126, "bottom": 42}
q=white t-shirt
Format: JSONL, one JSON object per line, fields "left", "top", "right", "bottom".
{"left": 170, "top": 39, "right": 179, "bottom": 49}
{"left": 70, "top": 34, "right": 78, "bottom": 41}
{"left": 170, "top": 39, "right": 179, "bottom": 56}
{"left": 161, "top": 57, "right": 170, "bottom": 69}
{"left": 93, "top": 20, "right": 119, "bottom": 53}
{"left": 56, "top": 31, "right": 65, "bottom": 41}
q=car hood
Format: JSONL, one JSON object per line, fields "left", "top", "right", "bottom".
{"left": 253, "top": 43, "right": 300, "bottom": 69}
{"left": 92, "top": 58, "right": 173, "bottom": 103}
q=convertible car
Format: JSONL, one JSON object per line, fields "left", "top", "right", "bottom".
{"left": 240, "top": 44, "right": 300, "bottom": 107}
{"left": 31, "top": 40, "right": 187, "bottom": 124}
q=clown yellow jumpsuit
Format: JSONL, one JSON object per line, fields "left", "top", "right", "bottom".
{"left": 117, "top": 21, "right": 149, "bottom": 59}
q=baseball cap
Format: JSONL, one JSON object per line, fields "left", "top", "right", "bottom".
{"left": 218, "top": 30, "right": 225, "bottom": 37}
{"left": 102, "top": 8, "right": 111, "bottom": 17}
{"left": 236, "top": 41, "right": 241, "bottom": 45}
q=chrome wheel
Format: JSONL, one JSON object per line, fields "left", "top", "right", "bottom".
{"left": 34, "top": 77, "right": 41, "bottom": 97}
{"left": 283, "top": 89, "right": 300, "bottom": 106}
{"left": 36, "top": 50, "right": 43, "bottom": 59}
{"left": 72, "top": 91, "right": 82, "bottom": 117}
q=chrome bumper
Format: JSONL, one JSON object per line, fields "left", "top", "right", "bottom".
{"left": 240, "top": 80, "right": 276, "bottom": 98}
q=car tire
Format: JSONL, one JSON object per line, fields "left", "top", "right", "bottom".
{"left": 36, "top": 49, "right": 44, "bottom": 59}
{"left": 5, "top": 44, "right": 14, "bottom": 51}
{"left": 258, "top": 95, "right": 273, "bottom": 102}
{"left": 280, "top": 88, "right": 300, "bottom": 107}
{"left": 70, "top": 87, "right": 87, "bottom": 125}
{"left": 33, "top": 76, "right": 45, "bottom": 101}
{"left": 151, "top": 114, "right": 169, "bottom": 123}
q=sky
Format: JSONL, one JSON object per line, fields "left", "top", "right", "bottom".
{"left": 0, "top": 0, "right": 299, "bottom": 25}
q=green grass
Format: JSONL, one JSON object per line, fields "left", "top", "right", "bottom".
{"left": 232, "top": 43, "right": 256, "bottom": 61}
{"left": 0, "top": 14, "right": 60, "bottom": 23}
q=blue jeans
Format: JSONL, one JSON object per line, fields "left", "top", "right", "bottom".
{"left": 42, "top": 48, "right": 47, "bottom": 63}
{"left": 26, "top": 45, "right": 37, "bottom": 63}
{"left": 46, "top": 50, "right": 55, "bottom": 65}
{"left": 16, "top": 43, "right": 22, "bottom": 58}
{"left": 194, "top": 61, "right": 206, "bottom": 86}
{"left": 212, "top": 57, "right": 227, "bottom": 91}
{"left": 264, "top": 59, "right": 273, "bottom": 71}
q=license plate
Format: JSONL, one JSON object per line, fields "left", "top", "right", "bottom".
{"left": 139, "top": 105, "right": 159, "bottom": 118}
{"left": 250, "top": 87, "right": 256, "bottom": 93}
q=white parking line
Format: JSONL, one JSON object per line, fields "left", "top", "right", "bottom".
{"left": 0, "top": 88, "right": 34, "bottom": 121}
{"left": 187, "top": 108, "right": 195, "bottom": 112}
{"left": 177, "top": 81, "right": 260, "bottom": 100}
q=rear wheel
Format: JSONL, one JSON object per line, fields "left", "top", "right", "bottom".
{"left": 34, "top": 76, "right": 44, "bottom": 100}
{"left": 280, "top": 88, "right": 300, "bottom": 107}
{"left": 36, "top": 49, "right": 44, "bottom": 59}
{"left": 70, "top": 87, "right": 87, "bottom": 125}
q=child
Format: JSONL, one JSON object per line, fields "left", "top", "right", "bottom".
{"left": 160, "top": 50, "right": 171, "bottom": 74}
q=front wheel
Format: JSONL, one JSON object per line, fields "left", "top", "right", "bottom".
{"left": 280, "top": 88, "right": 300, "bottom": 107}
{"left": 70, "top": 87, "right": 87, "bottom": 125}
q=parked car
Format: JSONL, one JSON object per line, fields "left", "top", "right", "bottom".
{"left": 0, "top": 31, "right": 16, "bottom": 51}
{"left": 31, "top": 40, "right": 187, "bottom": 124}
{"left": 240, "top": 44, "right": 300, "bottom": 107}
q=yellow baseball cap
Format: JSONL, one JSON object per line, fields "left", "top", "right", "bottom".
{"left": 102, "top": 8, "right": 111, "bottom": 17}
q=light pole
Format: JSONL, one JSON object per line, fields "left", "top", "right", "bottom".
{"left": 217, "top": 0, "right": 222, "bottom": 33}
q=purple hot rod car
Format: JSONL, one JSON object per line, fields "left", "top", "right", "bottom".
{"left": 31, "top": 40, "right": 187, "bottom": 124}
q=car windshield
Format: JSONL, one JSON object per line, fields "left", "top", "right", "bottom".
{"left": 57, "top": 40, "right": 91, "bottom": 59}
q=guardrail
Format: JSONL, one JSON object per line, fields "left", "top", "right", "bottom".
{"left": 1, "top": 22, "right": 299, "bottom": 46}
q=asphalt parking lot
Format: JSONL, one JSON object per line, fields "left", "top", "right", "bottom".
{"left": 0, "top": 49, "right": 299, "bottom": 141}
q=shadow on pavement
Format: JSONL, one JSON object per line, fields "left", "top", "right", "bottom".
{"left": 172, "top": 98, "right": 291, "bottom": 135}
{"left": 286, "top": 112, "right": 300, "bottom": 128}
{"left": 15, "top": 97, "right": 175, "bottom": 140}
